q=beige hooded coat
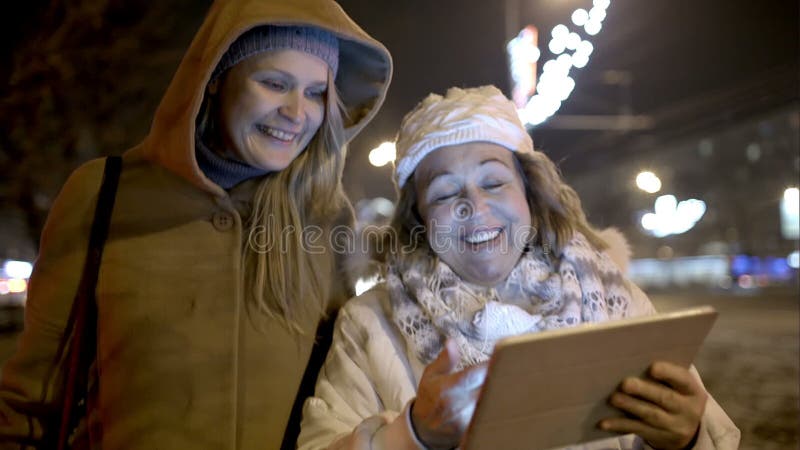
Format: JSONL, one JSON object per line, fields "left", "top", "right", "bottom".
{"left": 0, "top": 0, "right": 391, "bottom": 448}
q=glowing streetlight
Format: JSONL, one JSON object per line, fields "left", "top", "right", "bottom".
{"left": 641, "top": 194, "right": 707, "bottom": 238}
{"left": 593, "top": 0, "right": 611, "bottom": 9}
{"left": 589, "top": 6, "right": 607, "bottom": 23}
{"left": 784, "top": 187, "right": 799, "bottom": 213}
{"left": 781, "top": 187, "right": 800, "bottom": 239}
{"left": 565, "top": 32, "right": 581, "bottom": 50}
{"left": 7, "top": 279, "right": 27, "bottom": 294}
{"left": 3, "top": 260, "right": 33, "bottom": 279}
{"left": 517, "top": 2, "right": 610, "bottom": 128}
{"left": 551, "top": 24, "right": 569, "bottom": 39}
{"left": 548, "top": 38, "right": 566, "bottom": 55}
{"left": 368, "top": 142, "right": 396, "bottom": 167}
{"left": 585, "top": 20, "right": 602, "bottom": 36}
{"left": 571, "top": 9, "right": 589, "bottom": 26}
{"left": 636, "top": 171, "right": 662, "bottom": 193}
{"left": 641, "top": 213, "right": 658, "bottom": 231}
{"left": 788, "top": 251, "right": 800, "bottom": 270}
{"left": 571, "top": 55, "right": 589, "bottom": 68}
{"left": 576, "top": 40, "right": 594, "bottom": 57}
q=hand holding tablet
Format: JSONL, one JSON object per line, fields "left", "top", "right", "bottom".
{"left": 411, "top": 340, "right": 489, "bottom": 449}
{"left": 601, "top": 360, "right": 708, "bottom": 449}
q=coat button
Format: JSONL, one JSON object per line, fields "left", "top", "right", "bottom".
{"left": 212, "top": 211, "right": 234, "bottom": 231}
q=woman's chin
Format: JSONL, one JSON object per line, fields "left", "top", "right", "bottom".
{"left": 248, "top": 150, "right": 296, "bottom": 172}
{"left": 461, "top": 265, "right": 514, "bottom": 288}
{"left": 444, "top": 250, "right": 522, "bottom": 287}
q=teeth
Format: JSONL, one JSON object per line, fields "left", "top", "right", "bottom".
{"left": 465, "top": 229, "right": 501, "bottom": 244}
{"left": 257, "top": 125, "right": 296, "bottom": 142}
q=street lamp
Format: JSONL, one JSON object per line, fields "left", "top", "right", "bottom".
{"left": 636, "top": 171, "right": 662, "bottom": 193}
{"left": 511, "top": 0, "right": 613, "bottom": 127}
{"left": 368, "top": 142, "right": 396, "bottom": 168}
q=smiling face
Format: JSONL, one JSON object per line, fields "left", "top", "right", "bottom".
{"left": 414, "top": 142, "right": 533, "bottom": 287}
{"left": 215, "top": 49, "right": 329, "bottom": 172}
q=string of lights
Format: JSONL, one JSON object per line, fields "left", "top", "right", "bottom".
{"left": 517, "top": 0, "right": 610, "bottom": 126}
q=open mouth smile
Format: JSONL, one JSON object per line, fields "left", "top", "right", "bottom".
{"left": 464, "top": 227, "right": 503, "bottom": 244}
{"left": 256, "top": 124, "right": 298, "bottom": 142}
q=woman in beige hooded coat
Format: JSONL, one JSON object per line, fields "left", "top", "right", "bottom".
{"left": 0, "top": 0, "right": 391, "bottom": 448}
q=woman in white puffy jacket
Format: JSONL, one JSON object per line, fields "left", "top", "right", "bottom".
{"left": 298, "top": 86, "right": 740, "bottom": 450}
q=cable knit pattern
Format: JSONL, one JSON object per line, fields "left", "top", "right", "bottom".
{"left": 388, "top": 232, "right": 633, "bottom": 370}
{"left": 393, "top": 85, "right": 534, "bottom": 188}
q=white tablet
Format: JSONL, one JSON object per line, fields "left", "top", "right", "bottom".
{"left": 461, "top": 306, "right": 718, "bottom": 450}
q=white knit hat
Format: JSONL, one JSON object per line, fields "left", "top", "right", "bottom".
{"left": 393, "top": 85, "right": 533, "bottom": 188}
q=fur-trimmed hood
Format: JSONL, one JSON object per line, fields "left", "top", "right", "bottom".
{"left": 131, "top": 0, "right": 393, "bottom": 198}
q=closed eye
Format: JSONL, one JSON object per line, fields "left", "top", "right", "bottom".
{"left": 261, "top": 79, "right": 287, "bottom": 92}
{"left": 483, "top": 181, "right": 506, "bottom": 190}
{"left": 305, "top": 88, "right": 326, "bottom": 100}
{"left": 432, "top": 192, "right": 458, "bottom": 203}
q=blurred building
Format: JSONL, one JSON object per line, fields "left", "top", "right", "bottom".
{"left": 568, "top": 106, "right": 799, "bottom": 260}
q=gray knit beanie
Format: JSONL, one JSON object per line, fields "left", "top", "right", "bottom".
{"left": 211, "top": 25, "right": 339, "bottom": 82}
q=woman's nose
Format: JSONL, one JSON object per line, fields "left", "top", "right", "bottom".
{"left": 279, "top": 91, "right": 304, "bottom": 123}
{"left": 460, "top": 189, "right": 491, "bottom": 220}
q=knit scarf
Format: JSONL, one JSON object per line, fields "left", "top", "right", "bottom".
{"left": 387, "top": 232, "right": 633, "bottom": 370}
{"left": 195, "top": 132, "right": 270, "bottom": 189}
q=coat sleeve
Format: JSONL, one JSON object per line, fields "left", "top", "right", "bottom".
{"left": 0, "top": 159, "right": 105, "bottom": 447}
{"left": 623, "top": 281, "right": 741, "bottom": 450}
{"left": 686, "top": 366, "right": 741, "bottom": 450}
{"left": 298, "top": 291, "right": 426, "bottom": 450}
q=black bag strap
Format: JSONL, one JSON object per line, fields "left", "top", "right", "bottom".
{"left": 280, "top": 312, "right": 337, "bottom": 450}
{"left": 56, "top": 156, "right": 122, "bottom": 449}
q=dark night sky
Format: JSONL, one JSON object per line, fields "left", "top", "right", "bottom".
{"left": 332, "top": 0, "right": 798, "bottom": 201}
{"left": 1, "top": 0, "right": 797, "bottom": 203}
{"left": 3, "top": 1, "right": 796, "bottom": 144}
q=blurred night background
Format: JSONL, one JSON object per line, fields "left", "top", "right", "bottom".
{"left": 0, "top": 1, "right": 798, "bottom": 449}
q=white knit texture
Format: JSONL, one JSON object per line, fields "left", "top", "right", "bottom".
{"left": 394, "top": 85, "right": 533, "bottom": 188}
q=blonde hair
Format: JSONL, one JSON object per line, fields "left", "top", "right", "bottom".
{"left": 241, "top": 71, "right": 349, "bottom": 334}
{"left": 390, "top": 148, "right": 606, "bottom": 265}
